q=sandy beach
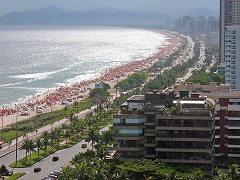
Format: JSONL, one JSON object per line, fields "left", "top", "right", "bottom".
{"left": 0, "top": 30, "right": 181, "bottom": 129}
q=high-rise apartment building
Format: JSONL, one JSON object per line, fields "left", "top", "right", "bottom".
{"left": 220, "top": 0, "right": 240, "bottom": 89}
{"left": 113, "top": 91, "right": 215, "bottom": 170}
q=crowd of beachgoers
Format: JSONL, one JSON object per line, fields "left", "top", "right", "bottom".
{"left": 0, "top": 30, "right": 181, "bottom": 128}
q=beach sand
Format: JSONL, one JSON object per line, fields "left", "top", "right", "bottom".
{"left": 0, "top": 30, "right": 181, "bottom": 129}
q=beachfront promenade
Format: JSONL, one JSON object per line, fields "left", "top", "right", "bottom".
{"left": 0, "top": 32, "right": 198, "bottom": 179}
{"left": 0, "top": 31, "right": 191, "bottom": 151}
{"left": 0, "top": 33, "right": 195, "bottom": 159}
{"left": 0, "top": 108, "right": 93, "bottom": 159}
{"left": 0, "top": 30, "right": 181, "bottom": 130}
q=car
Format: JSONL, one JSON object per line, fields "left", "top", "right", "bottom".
{"left": 34, "top": 167, "right": 41, "bottom": 172}
{"left": 52, "top": 156, "right": 59, "bottom": 161}
{"left": 49, "top": 174, "right": 57, "bottom": 179}
{"left": 82, "top": 143, "right": 87, "bottom": 148}
{"left": 42, "top": 177, "right": 53, "bottom": 180}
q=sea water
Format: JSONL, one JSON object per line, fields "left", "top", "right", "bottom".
{"left": 0, "top": 25, "right": 167, "bottom": 107}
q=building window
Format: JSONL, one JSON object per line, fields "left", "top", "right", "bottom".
{"left": 120, "top": 119, "right": 126, "bottom": 125}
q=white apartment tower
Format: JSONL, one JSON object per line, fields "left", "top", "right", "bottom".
{"left": 220, "top": 0, "right": 240, "bottom": 89}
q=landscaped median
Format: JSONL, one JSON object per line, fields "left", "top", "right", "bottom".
{"left": 9, "top": 109, "right": 113, "bottom": 168}
{"left": 4, "top": 172, "right": 25, "bottom": 180}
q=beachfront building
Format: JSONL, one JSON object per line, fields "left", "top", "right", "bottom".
{"left": 113, "top": 95, "right": 145, "bottom": 160}
{"left": 174, "top": 82, "right": 240, "bottom": 161}
{"left": 112, "top": 91, "right": 215, "bottom": 170}
{"left": 215, "top": 96, "right": 240, "bottom": 159}
{"left": 155, "top": 97, "right": 214, "bottom": 171}
{"left": 219, "top": 0, "right": 240, "bottom": 89}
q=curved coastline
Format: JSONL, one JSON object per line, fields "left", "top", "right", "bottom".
{"left": 0, "top": 29, "right": 181, "bottom": 129}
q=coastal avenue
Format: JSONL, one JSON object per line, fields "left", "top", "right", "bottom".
{"left": 0, "top": 108, "right": 94, "bottom": 179}
{"left": 0, "top": 34, "right": 197, "bottom": 179}
{"left": 19, "top": 125, "right": 111, "bottom": 180}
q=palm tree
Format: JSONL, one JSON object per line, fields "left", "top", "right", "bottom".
{"left": 165, "top": 170, "right": 179, "bottom": 180}
{"left": 41, "top": 131, "right": 49, "bottom": 155}
{"left": 34, "top": 137, "right": 42, "bottom": 157}
{"left": 73, "top": 101, "right": 79, "bottom": 119}
{"left": 101, "top": 129, "right": 115, "bottom": 149}
{"left": 90, "top": 160, "right": 108, "bottom": 180}
{"left": 228, "top": 164, "right": 240, "bottom": 180}
{"left": 87, "top": 128, "right": 99, "bottom": 150}
{"left": 74, "top": 161, "right": 90, "bottom": 180}
{"left": 49, "top": 130, "right": 55, "bottom": 150}
{"left": 59, "top": 165, "right": 73, "bottom": 180}
{"left": 63, "top": 106, "right": 68, "bottom": 116}
{"left": 96, "top": 145, "right": 109, "bottom": 160}
{"left": 213, "top": 168, "right": 229, "bottom": 180}
{"left": 63, "top": 129, "right": 70, "bottom": 146}
{"left": 28, "top": 139, "right": 35, "bottom": 163}
{"left": 76, "top": 121, "right": 85, "bottom": 138}
{"left": 20, "top": 139, "right": 30, "bottom": 161}
{"left": 112, "top": 169, "right": 131, "bottom": 180}
{"left": 53, "top": 127, "right": 62, "bottom": 149}
{"left": 69, "top": 112, "right": 75, "bottom": 123}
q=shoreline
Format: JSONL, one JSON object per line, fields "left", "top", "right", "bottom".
{"left": 0, "top": 30, "right": 182, "bottom": 130}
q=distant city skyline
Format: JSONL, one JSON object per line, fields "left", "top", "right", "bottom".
{"left": 0, "top": 0, "right": 219, "bottom": 17}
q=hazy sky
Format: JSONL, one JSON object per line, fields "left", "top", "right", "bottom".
{"left": 0, "top": 0, "right": 219, "bottom": 17}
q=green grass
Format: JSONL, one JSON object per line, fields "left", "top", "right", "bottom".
{"left": 2, "top": 99, "right": 92, "bottom": 143}
{"left": 1, "top": 130, "right": 24, "bottom": 143}
{"left": 9, "top": 148, "right": 55, "bottom": 168}
{"left": 6, "top": 172, "right": 25, "bottom": 180}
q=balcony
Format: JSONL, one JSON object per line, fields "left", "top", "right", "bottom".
{"left": 228, "top": 105, "right": 240, "bottom": 111}
{"left": 145, "top": 154, "right": 156, "bottom": 158}
{"left": 113, "top": 145, "right": 145, "bottom": 152}
{"left": 227, "top": 145, "right": 240, "bottom": 148}
{"left": 228, "top": 135, "right": 240, "bottom": 139}
{"left": 113, "top": 124, "right": 145, "bottom": 130}
{"left": 145, "top": 143, "right": 156, "bottom": 147}
{"left": 114, "top": 134, "right": 145, "bottom": 141}
{"left": 155, "top": 148, "right": 213, "bottom": 153}
{"left": 228, "top": 126, "right": 240, "bottom": 130}
{"left": 228, "top": 117, "right": 240, "bottom": 121}
{"left": 145, "top": 121, "right": 156, "bottom": 125}
{"left": 156, "top": 126, "right": 213, "bottom": 131}
{"left": 215, "top": 105, "right": 228, "bottom": 111}
{"left": 156, "top": 137, "right": 213, "bottom": 142}
{"left": 228, "top": 154, "right": 240, "bottom": 158}
{"left": 157, "top": 158, "right": 213, "bottom": 164}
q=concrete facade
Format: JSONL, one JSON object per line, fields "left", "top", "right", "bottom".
{"left": 113, "top": 91, "right": 214, "bottom": 170}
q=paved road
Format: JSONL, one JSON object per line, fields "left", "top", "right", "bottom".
{"left": 16, "top": 125, "right": 111, "bottom": 180}
{"left": 175, "top": 40, "right": 206, "bottom": 83}
{"left": 0, "top": 108, "right": 92, "bottom": 159}
{"left": 0, "top": 108, "right": 95, "bottom": 179}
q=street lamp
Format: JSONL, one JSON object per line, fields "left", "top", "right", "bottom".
{"left": 76, "top": 97, "right": 79, "bottom": 119}
{"left": 15, "top": 107, "right": 18, "bottom": 166}
{"left": 1, "top": 108, "right": 4, "bottom": 142}
{"left": 115, "top": 76, "right": 120, "bottom": 98}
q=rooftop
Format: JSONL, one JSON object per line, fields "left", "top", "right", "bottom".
{"left": 127, "top": 95, "right": 145, "bottom": 101}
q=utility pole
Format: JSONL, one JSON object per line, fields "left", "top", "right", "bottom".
{"left": 76, "top": 97, "right": 79, "bottom": 119}
{"left": 115, "top": 76, "right": 120, "bottom": 98}
{"left": 1, "top": 108, "right": 3, "bottom": 142}
{"left": 15, "top": 108, "right": 18, "bottom": 166}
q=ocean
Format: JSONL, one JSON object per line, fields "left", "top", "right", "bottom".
{"left": 0, "top": 26, "right": 167, "bottom": 108}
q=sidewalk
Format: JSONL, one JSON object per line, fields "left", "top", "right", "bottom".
{"left": 0, "top": 108, "right": 92, "bottom": 158}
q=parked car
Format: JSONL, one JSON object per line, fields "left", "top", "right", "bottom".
{"left": 52, "top": 156, "right": 59, "bottom": 161}
{"left": 34, "top": 167, "right": 41, "bottom": 172}
{"left": 82, "top": 143, "right": 87, "bottom": 148}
